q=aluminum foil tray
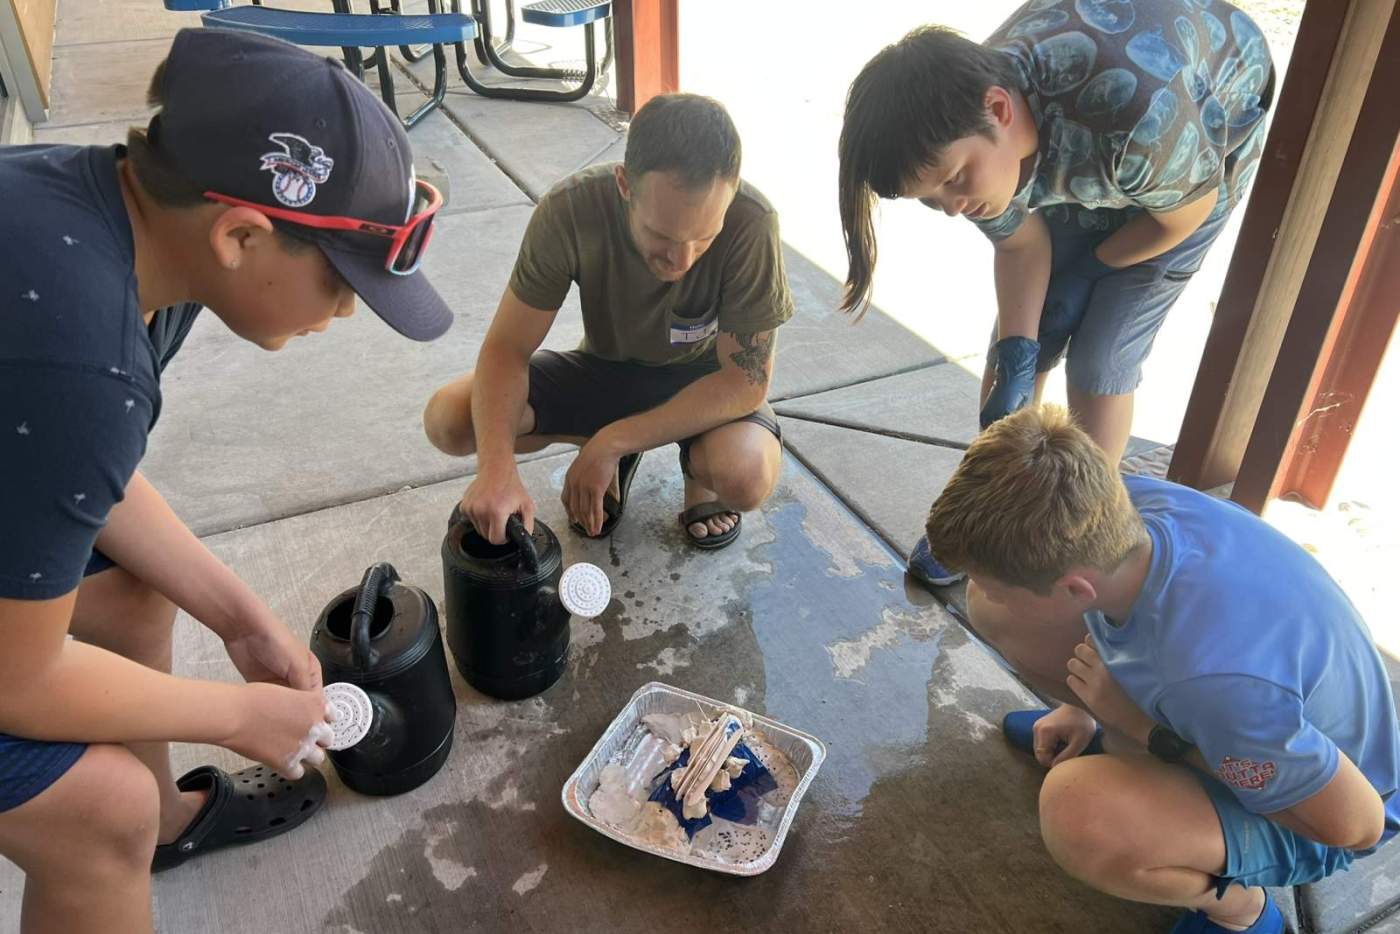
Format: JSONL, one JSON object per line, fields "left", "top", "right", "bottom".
{"left": 561, "top": 681, "right": 825, "bottom": 876}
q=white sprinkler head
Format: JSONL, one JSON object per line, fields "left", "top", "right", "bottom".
{"left": 323, "top": 682, "right": 374, "bottom": 750}
{"left": 559, "top": 562, "right": 611, "bottom": 619}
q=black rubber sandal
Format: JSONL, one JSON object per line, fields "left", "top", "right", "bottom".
{"left": 151, "top": 764, "right": 327, "bottom": 873}
{"left": 679, "top": 502, "right": 742, "bottom": 550}
{"left": 571, "top": 451, "right": 643, "bottom": 539}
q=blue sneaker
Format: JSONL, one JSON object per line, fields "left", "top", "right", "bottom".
{"left": 908, "top": 536, "right": 965, "bottom": 587}
{"left": 1169, "top": 893, "right": 1283, "bottom": 934}
{"left": 1002, "top": 708, "right": 1104, "bottom": 758}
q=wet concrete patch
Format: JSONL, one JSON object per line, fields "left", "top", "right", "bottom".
{"left": 3, "top": 450, "right": 1170, "bottom": 932}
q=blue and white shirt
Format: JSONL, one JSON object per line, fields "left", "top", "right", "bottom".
{"left": 1088, "top": 476, "right": 1400, "bottom": 852}
{"left": 975, "top": 0, "right": 1274, "bottom": 240}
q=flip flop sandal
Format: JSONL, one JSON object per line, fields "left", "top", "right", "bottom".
{"left": 571, "top": 451, "right": 643, "bottom": 539}
{"left": 152, "top": 764, "right": 327, "bottom": 873}
{"left": 679, "top": 502, "right": 742, "bottom": 550}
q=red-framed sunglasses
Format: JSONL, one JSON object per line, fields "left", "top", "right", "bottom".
{"left": 204, "top": 178, "right": 443, "bottom": 276}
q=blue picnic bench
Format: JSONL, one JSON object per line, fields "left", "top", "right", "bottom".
{"left": 167, "top": 0, "right": 612, "bottom": 128}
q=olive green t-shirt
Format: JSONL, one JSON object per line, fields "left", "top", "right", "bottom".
{"left": 507, "top": 164, "right": 794, "bottom": 366}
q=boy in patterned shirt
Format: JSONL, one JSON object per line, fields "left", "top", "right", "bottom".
{"left": 838, "top": 0, "right": 1275, "bottom": 587}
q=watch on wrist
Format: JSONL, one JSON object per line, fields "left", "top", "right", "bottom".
{"left": 1148, "top": 724, "right": 1191, "bottom": 763}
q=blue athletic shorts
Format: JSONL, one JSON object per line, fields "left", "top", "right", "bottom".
{"left": 0, "top": 732, "right": 86, "bottom": 813}
{"left": 990, "top": 120, "right": 1268, "bottom": 397}
{"left": 1197, "top": 770, "right": 1359, "bottom": 897}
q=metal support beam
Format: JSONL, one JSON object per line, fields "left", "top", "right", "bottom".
{"left": 613, "top": 0, "right": 676, "bottom": 115}
{"left": 1169, "top": 0, "right": 1355, "bottom": 491}
{"left": 1232, "top": 6, "right": 1400, "bottom": 512}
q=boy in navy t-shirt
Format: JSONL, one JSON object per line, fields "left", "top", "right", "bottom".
{"left": 0, "top": 29, "right": 450, "bottom": 931}
{"left": 925, "top": 406, "right": 1399, "bottom": 934}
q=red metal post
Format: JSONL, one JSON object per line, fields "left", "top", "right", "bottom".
{"left": 612, "top": 0, "right": 679, "bottom": 115}
{"left": 1231, "top": 6, "right": 1400, "bottom": 512}
{"left": 1273, "top": 157, "right": 1400, "bottom": 508}
{"left": 1167, "top": 0, "right": 1352, "bottom": 491}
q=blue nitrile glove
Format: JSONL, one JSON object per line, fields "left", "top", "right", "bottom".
{"left": 1040, "top": 246, "right": 1116, "bottom": 359}
{"left": 980, "top": 336, "right": 1040, "bottom": 429}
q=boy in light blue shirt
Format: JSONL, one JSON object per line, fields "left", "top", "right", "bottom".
{"left": 925, "top": 405, "right": 1399, "bottom": 934}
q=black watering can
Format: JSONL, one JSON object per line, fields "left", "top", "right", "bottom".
{"left": 310, "top": 563, "right": 456, "bottom": 796}
{"left": 442, "top": 509, "right": 610, "bottom": 701}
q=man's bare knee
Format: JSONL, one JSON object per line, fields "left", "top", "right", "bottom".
{"left": 711, "top": 457, "right": 778, "bottom": 511}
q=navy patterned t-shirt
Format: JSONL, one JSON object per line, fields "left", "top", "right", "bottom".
{"left": 974, "top": 0, "right": 1275, "bottom": 241}
{"left": 0, "top": 144, "right": 200, "bottom": 600}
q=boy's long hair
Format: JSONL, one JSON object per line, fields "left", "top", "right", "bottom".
{"left": 925, "top": 406, "right": 1147, "bottom": 592}
{"left": 838, "top": 26, "right": 1020, "bottom": 318}
{"left": 624, "top": 93, "right": 741, "bottom": 191}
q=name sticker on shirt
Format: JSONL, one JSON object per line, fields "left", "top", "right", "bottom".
{"left": 669, "top": 316, "right": 719, "bottom": 346}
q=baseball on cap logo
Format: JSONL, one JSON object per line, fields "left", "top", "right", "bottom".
{"left": 259, "top": 132, "right": 335, "bottom": 208}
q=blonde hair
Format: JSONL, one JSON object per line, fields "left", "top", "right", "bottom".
{"left": 925, "top": 405, "right": 1146, "bottom": 591}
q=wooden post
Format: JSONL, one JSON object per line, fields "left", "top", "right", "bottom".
{"left": 1265, "top": 149, "right": 1400, "bottom": 508}
{"left": 612, "top": 0, "right": 678, "bottom": 115}
{"left": 1168, "top": 0, "right": 1358, "bottom": 491}
{"left": 1231, "top": 4, "right": 1400, "bottom": 512}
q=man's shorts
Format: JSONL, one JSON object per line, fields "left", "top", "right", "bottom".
{"left": 525, "top": 350, "right": 782, "bottom": 468}
{"left": 1197, "top": 770, "right": 1358, "bottom": 897}
{"left": 0, "top": 731, "right": 86, "bottom": 813}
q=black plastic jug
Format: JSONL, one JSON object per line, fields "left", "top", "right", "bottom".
{"left": 442, "top": 510, "right": 576, "bottom": 701}
{"left": 310, "top": 563, "right": 456, "bottom": 796}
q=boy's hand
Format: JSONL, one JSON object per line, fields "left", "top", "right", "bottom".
{"left": 563, "top": 436, "right": 620, "bottom": 537}
{"left": 224, "top": 621, "right": 323, "bottom": 692}
{"left": 1066, "top": 634, "right": 1154, "bottom": 745}
{"left": 980, "top": 336, "right": 1040, "bottom": 428}
{"left": 226, "top": 682, "right": 333, "bottom": 780}
{"left": 1040, "top": 247, "right": 1115, "bottom": 355}
{"left": 1034, "top": 704, "right": 1100, "bottom": 768}
{"left": 461, "top": 467, "right": 536, "bottom": 545}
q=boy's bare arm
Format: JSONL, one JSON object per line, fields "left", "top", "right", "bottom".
{"left": 0, "top": 592, "right": 329, "bottom": 773}
{"left": 1096, "top": 188, "right": 1219, "bottom": 269}
{"left": 1267, "top": 754, "right": 1386, "bottom": 850}
{"left": 991, "top": 211, "right": 1052, "bottom": 342}
{"left": 1167, "top": 744, "right": 1384, "bottom": 851}
{"left": 95, "top": 470, "right": 318, "bottom": 688}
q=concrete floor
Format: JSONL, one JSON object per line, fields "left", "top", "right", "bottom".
{"left": 4, "top": 1, "right": 1398, "bottom": 932}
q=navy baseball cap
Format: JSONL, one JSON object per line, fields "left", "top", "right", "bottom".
{"left": 151, "top": 28, "right": 453, "bottom": 341}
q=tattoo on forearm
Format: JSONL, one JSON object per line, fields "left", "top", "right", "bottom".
{"left": 728, "top": 332, "right": 774, "bottom": 387}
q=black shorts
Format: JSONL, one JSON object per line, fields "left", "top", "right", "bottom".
{"left": 525, "top": 350, "right": 781, "bottom": 466}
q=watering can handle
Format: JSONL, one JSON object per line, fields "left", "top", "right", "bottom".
{"left": 351, "top": 562, "right": 400, "bottom": 671}
{"left": 505, "top": 515, "right": 540, "bottom": 574}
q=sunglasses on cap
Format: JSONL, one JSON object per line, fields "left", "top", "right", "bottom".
{"left": 203, "top": 178, "right": 442, "bottom": 275}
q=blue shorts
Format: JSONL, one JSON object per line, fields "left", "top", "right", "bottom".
{"left": 1197, "top": 770, "right": 1358, "bottom": 897}
{"left": 1001, "top": 120, "right": 1267, "bottom": 397}
{"left": 0, "top": 732, "right": 86, "bottom": 813}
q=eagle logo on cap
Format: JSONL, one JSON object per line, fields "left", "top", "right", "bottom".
{"left": 260, "top": 133, "right": 335, "bottom": 208}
